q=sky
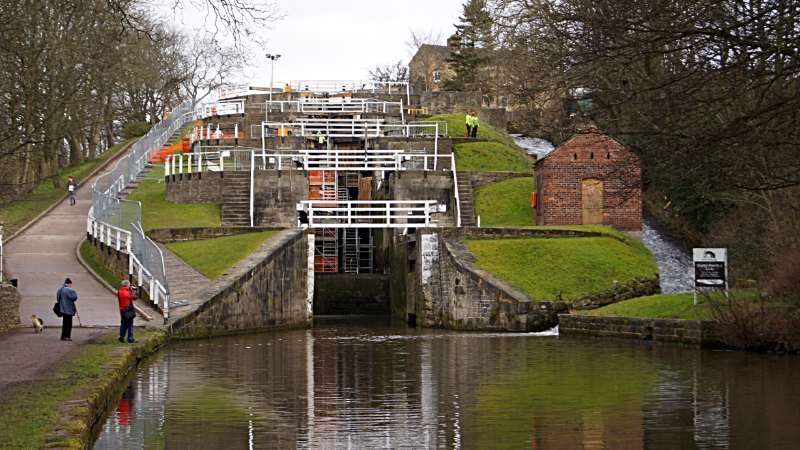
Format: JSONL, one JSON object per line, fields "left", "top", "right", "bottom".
{"left": 169, "top": 0, "right": 465, "bottom": 87}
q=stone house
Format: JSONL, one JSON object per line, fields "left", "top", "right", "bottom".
{"left": 533, "top": 126, "right": 642, "bottom": 232}
{"left": 408, "top": 36, "right": 460, "bottom": 94}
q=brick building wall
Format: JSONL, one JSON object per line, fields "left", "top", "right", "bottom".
{"left": 534, "top": 127, "right": 642, "bottom": 231}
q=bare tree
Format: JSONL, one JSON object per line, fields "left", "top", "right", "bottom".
{"left": 367, "top": 60, "right": 409, "bottom": 83}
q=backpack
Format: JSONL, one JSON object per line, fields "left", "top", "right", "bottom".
{"left": 53, "top": 301, "right": 63, "bottom": 317}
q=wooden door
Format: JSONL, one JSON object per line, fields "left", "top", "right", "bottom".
{"left": 582, "top": 178, "right": 603, "bottom": 225}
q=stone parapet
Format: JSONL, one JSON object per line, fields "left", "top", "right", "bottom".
{"left": 165, "top": 171, "right": 224, "bottom": 204}
{"left": 88, "top": 238, "right": 130, "bottom": 283}
{"left": 558, "top": 315, "right": 721, "bottom": 347}
{"left": 0, "top": 283, "right": 21, "bottom": 333}
{"left": 439, "top": 227, "right": 603, "bottom": 240}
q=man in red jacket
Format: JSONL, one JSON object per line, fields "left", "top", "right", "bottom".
{"left": 118, "top": 280, "right": 138, "bottom": 343}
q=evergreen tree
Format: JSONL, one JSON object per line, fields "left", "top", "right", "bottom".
{"left": 444, "top": 0, "right": 494, "bottom": 93}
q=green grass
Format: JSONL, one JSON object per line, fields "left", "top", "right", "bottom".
{"left": 578, "top": 291, "right": 762, "bottom": 320}
{"left": 79, "top": 239, "right": 123, "bottom": 288}
{"left": 0, "top": 329, "right": 164, "bottom": 449}
{"left": 126, "top": 165, "right": 221, "bottom": 231}
{"left": 427, "top": 114, "right": 515, "bottom": 145}
{"left": 454, "top": 142, "right": 534, "bottom": 173}
{"left": 474, "top": 177, "right": 537, "bottom": 226}
{"left": 464, "top": 236, "right": 659, "bottom": 301}
{"left": 0, "top": 138, "right": 137, "bottom": 235}
{"left": 166, "top": 231, "right": 282, "bottom": 280}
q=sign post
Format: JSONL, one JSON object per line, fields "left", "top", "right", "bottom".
{"left": 693, "top": 248, "right": 728, "bottom": 305}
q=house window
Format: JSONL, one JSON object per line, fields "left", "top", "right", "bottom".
{"left": 433, "top": 69, "right": 441, "bottom": 83}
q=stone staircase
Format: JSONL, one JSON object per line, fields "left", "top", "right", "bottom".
{"left": 221, "top": 171, "right": 251, "bottom": 226}
{"left": 456, "top": 171, "right": 476, "bottom": 226}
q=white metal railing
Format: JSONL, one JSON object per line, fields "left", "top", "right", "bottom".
{"left": 196, "top": 99, "right": 246, "bottom": 119}
{"left": 299, "top": 200, "right": 443, "bottom": 228}
{"left": 163, "top": 149, "right": 457, "bottom": 175}
{"left": 291, "top": 80, "right": 410, "bottom": 103}
{"left": 259, "top": 99, "right": 403, "bottom": 115}
{"left": 260, "top": 121, "right": 443, "bottom": 145}
{"left": 90, "top": 99, "right": 196, "bottom": 319}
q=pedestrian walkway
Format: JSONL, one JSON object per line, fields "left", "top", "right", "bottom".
{"left": 6, "top": 145, "right": 140, "bottom": 327}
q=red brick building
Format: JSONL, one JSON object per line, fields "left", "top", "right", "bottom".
{"left": 534, "top": 126, "right": 642, "bottom": 231}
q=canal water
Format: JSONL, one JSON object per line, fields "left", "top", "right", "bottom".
{"left": 92, "top": 318, "right": 800, "bottom": 449}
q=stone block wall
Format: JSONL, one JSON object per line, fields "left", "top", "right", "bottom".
{"left": 420, "top": 92, "right": 481, "bottom": 115}
{"left": 171, "top": 229, "right": 309, "bottom": 338}
{"left": 253, "top": 170, "right": 309, "bottom": 227}
{"left": 480, "top": 108, "right": 508, "bottom": 131}
{"left": 389, "top": 171, "right": 456, "bottom": 227}
{"left": 558, "top": 315, "right": 721, "bottom": 347}
{"left": 412, "top": 229, "right": 568, "bottom": 332}
{"left": 468, "top": 171, "right": 533, "bottom": 189}
{"left": 534, "top": 127, "right": 642, "bottom": 231}
{"left": 165, "top": 171, "right": 224, "bottom": 204}
{"left": 149, "top": 227, "right": 284, "bottom": 244}
{"left": 0, "top": 283, "right": 21, "bottom": 333}
{"left": 314, "top": 274, "right": 390, "bottom": 315}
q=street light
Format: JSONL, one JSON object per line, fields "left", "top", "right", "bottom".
{"left": 265, "top": 54, "right": 281, "bottom": 102}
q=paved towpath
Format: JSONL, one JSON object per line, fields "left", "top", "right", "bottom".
{"left": 6, "top": 144, "right": 139, "bottom": 327}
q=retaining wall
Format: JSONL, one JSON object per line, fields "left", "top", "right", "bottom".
{"left": 0, "top": 283, "right": 21, "bottom": 333}
{"left": 165, "top": 170, "right": 224, "bottom": 203}
{"left": 149, "top": 227, "right": 284, "bottom": 244}
{"left": 88, "top": 238, "right": 130, "bottom": 283}
{"left": 468, "top": 171, "right": 533, "bottom": 189}
{"left": 389, "top": 171, "right": 456, "bottom": 227}
{"left": 559, "top": 315, "right": 721, "bottom": 347}
{"left": 420, "top": 91, "right": 481, "bottom": 115}
{"left": 314, "top": 274, "right": 390, "bottom": 315}
{"left": 170, "top": 228, "right": 309, "bottom": 338}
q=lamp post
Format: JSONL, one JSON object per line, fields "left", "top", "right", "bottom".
{"left": 265, "top": 54, "right": 281, "bottom": 102}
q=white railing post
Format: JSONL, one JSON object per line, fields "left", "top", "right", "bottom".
{"left": 116, "top": 230, "right": 121, "bottom": 251}
{"left": 149, "top": 275, "right": 156, "bottom": 306}
{"left": 452, "top": 153, "right": 461, "bottom": 227}
{"left": 198, "top": 152, "right": 203, "bottom": 173}
{"left": 250, "top": 151, "right": 255, "bottom": 227}
{"left": 179, "top": 154, "right": 183, "bottom": 174}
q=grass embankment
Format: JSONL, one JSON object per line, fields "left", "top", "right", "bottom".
{"left": 474, "top": 177, "right": 537, "bottom": 226}
{"left": 0, "top": 138, "right": 137, "bottom": 236}
{"left": 79, "top": 240, "right": 122, "bottom": 288}
{"left": 126, "top": 165, "right": 221, "bottom": 231}
{"left": 166, "top": 231, "right": 282, "bottom": 280}
{"left": 464, "top": 236, "right": 658, "bottom": 301}
{"left": 427, "top": 114, "right": 533, "bottom": 173}
{"left": 578, "top": 291, "right": 763, "bottom": 321}
{"left": 0, "top": 329, "right": 163, "bottom": 449}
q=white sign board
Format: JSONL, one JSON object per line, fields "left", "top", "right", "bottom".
{"left": 693, "top": 248, "right": 727, "bottom": 287}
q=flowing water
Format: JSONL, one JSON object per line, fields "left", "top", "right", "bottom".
{"left": 511, "top": 135, "right": 555, "bottom": 160}
{"left": 92, "top": 318, "right": 800, "bottom": 449}
{"left": 642, "top": 212, "right": 694, "bottom": 294}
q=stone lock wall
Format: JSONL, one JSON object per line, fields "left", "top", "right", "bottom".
{"left": 413, "top": 229, "right": 568, "bottom": 332}
{"left": 377, "top": 137, "right": 454, "bottom": 156}
{"left": 389, "top": 171, "right": 456, "bottom": 227}
{"left": 534, "top": 127, "right": 642, "bottom": 231}
{"left": 253, "top": 170, "right": 310, "bottom": 227}
{"left": 558, "top": 315, "right": 721, "bottom": 347}
{"left": 313, "top": 274, "right": 390, "bottom": 315}
{"left": 148, "top": 227, "right": 284, "bottom": 244}
{"left": 480, "top": 108, "right": 509, "bottom": 131}
{"left": 171, "top": 229, "right": 309, "bottom": 338}
{"left": 0, "top": 283, "right": 22, "bottom": 333}
{"left": 165, "top": 171, "right": 224, "bottom": 204}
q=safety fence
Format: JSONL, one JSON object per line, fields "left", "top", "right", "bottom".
{"left": 90, "top": 98, "right": 198, "bottom": 319}
{"left": 217, "top": 80, "right": 410, "bottom": 104}
{"left": 299, "top": 200, "right": 443, "bottom": 228}
{"left": 259, "top": 121, "right": 445, "bottom": 140}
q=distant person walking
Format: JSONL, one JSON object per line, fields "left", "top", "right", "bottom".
{"left": 118, "top": 280, "right": 138, "bottom": 343}
{"left": 465, "top": 111, "right": 472, "bottom": 137}
{"left": 67, "top": 176, "right": 76, "bottom": 206}
{"left": 56, "top": 278, "right": 78, "bottom": 341}
{"left": 471, "top": 112, "right": 479, "bottom": 138}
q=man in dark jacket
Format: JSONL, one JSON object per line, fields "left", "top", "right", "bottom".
{"left": 118, "top": 280, "right": 138, "bottom": 343}
{"left": 56, "top": 278, "right": 78, "bottom": 340}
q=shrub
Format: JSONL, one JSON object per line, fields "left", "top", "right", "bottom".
{"left": 121, "top": 122, "right": 152, "bottom": 140}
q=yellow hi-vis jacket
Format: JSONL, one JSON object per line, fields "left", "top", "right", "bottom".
{"left": 318, "top": 132, "right": 325, "bottom": 144}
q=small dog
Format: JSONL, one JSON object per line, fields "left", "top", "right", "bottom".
{"left": 30, "top": 315, "right": 44, "bottom": 333}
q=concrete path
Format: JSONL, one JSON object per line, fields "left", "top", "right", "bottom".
{"left": 6, "top": 146, "right": 136, "bottom": 328}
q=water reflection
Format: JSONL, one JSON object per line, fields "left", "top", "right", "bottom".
{"left": 92, "top": 318, "right": 800, "bottom": 449}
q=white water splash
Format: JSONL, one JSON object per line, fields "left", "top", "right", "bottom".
{"left": 511, "top": 134, "right": 556, "bottom": 160}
